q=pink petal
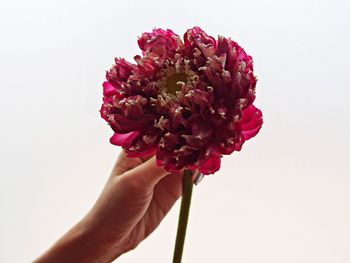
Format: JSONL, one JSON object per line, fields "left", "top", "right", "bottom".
{"left": 199, "top": 156, "right": 221, "bottom": 175}
{"left": 240, "top": 105, "right": 263, "bottom": 140}
{"left": 103, "top": 81, "right": 117, "bottom": 96}
{"left": 110, "top": 131, "right": 140, "bottom": 146}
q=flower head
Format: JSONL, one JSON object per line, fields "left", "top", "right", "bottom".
{"left": 101, "top": 27, "right": 263, "bottom": 175}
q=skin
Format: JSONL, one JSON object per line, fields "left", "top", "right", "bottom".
{"left": 34, "top": 151, "right": 190, "bottom": 262}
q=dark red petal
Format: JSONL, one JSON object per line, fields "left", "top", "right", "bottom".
{"left": 110, "top": 113, "right": 155, "bottom": 133}
{"left": 119, "top": 95, "right": 147, "bottom": 119}
{"left": 190, "top": 117, "right": 213, "bottom": 139}
{"left": 116, "top": 58, "right": 136, "bottom": 81}
{"left": 199, "top": 156, "right": 221, "bottom": 175}
{"left": 137, "top": 28, "right": 178, "bottom": 60}
{"left": 110, "top": 131, "right": 140, "bottom": 146}
{"left": 184, "top": 26, "right": 217, "bottom": 48}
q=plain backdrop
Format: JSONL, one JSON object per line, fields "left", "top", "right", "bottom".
{"left": 1, "top": 0, "right": 350, "bottom": 262}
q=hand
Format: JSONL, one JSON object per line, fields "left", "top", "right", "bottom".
{"left": 34, "top": 151, "right": 184, "bottom": 263}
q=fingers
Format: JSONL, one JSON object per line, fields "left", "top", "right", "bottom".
{"left": 122, "top": 156, "right": 169, "bottom": 190}
{"left": 111, "top": 150, "right": 157, "bottom": 177}
{"left": 157, "top": 171, "right": 183, "bottom": 200}
{"left": 110, "top": 151, "right": 143, "bottom": 177}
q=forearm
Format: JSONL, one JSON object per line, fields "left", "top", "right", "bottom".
{"left": 33, "top": 219, "right": 122, "bottom": 263}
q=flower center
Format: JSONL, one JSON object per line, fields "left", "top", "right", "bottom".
{"left": 165, "top": 73, "right": 188, "bottom": 95}
{"left": 156, "top": 60, "right": 197, "bottom": 98}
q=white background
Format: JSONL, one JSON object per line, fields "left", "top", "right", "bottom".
{"left": 1, "top": 0, "right": 350, "bottom": 262}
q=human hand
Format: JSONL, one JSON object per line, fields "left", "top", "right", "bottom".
{"left": 34, "top": 151, "right": 186, "bottom": 263}
{"left": 85, "top": 151, "right": 185, "bottom": 259}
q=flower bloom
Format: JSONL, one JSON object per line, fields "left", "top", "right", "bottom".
{"left": 101, "top": 27, "right": 263, "bottom": 175}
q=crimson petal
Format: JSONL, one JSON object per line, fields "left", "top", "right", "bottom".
{"left": 110, "top": 131, "right": 140, "bottom": 146}
{"left": 240, "top": 105, "right": 263, "bottom": 140}
{"left": 199, "top": 156, "right": 221, "bottom": 175}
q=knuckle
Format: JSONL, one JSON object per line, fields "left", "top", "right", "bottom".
{"left": 119, "top": 173, "right": 145, "bottom": 191}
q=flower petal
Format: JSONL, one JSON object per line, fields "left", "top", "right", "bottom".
{"left": 110, "top": 113, "right": 155, "bottom": 133}
{"left": 138, "top": 28, "right": 178, "bottom": 60}
{"left": 110, "top": 131, "right": 140, "bottom": 146}
{"left": 199, "top": 156, "right": 221, "bottom": 175}
{"left": 103, "top": 81, "right": 116, "bottom": 96}
{"left": 242, "top": 127, "right": 261, "bottom": 141}
{"left": 240, "top": 105, "right": 263, "bottom": 140}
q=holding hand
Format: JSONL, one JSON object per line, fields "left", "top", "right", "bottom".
{"left": 35, "top": 151, "right": 184, "bottom": 263}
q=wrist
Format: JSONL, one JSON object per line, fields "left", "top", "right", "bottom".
{"left": 34, "top": 218, "right": 124, "bottom": 263}
{"left": 78, "top": 215, "right": 126, "bottom": 261}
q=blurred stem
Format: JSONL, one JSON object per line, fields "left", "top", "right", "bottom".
{"left": 172, "top": 169, "right": 193, "bottom": 263}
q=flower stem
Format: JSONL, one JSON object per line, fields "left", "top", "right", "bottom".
{"left": 173, "top": 169, "right": 193, "bottom": 263}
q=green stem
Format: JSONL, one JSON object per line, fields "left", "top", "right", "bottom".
{"left": 172, "top": 169, "right": 193, "bottom": 263}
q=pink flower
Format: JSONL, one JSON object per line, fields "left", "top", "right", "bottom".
{"left": 101, "top": 27, "right": 263, "bottom": 175}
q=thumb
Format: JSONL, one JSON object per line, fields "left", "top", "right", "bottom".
{"left": 122, "top": 156, "right": 169, "bottom": 189}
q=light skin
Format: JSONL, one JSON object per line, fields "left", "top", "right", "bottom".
{"left": 34, "top": 151, "right": 188, "bottom": 263}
